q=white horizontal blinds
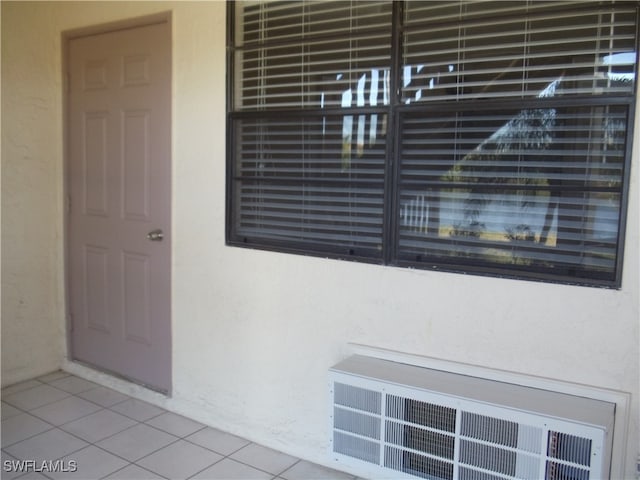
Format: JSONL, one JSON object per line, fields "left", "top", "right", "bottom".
{"left": 398, "top": 104, "right": 627, "bottom": 278}
{"left": 232, "top": 1, "right": 390, "bottom": 255}
{"left": 233, "top": 115, "right": 386, "bottom": 251}
{"left": 401, "top": 107, "right": 627, "bottom": 187}
{"left": 236, "top": 1, "right": 392, "bottom": 110}
{"left": 401, "top": 1, "right": 637, "bottom": 103}
{"left": 230, "top": 0, "right": 635, "bottom": 284}
{"left": 396, "top": 2, "right": 635, "bottom": 281}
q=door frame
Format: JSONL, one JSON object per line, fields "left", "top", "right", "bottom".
{"left": 62, "top": 11, "right": 173, "bottom": 394}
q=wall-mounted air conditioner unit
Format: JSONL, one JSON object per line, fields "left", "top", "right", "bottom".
{"left": 329, "top": 355, "right": 615, "bottom": 480}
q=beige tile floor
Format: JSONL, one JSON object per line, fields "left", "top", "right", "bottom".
{"left": 1, "top": 372, "right": 356, "bottom": 480}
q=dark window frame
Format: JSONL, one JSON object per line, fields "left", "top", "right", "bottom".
{"left": 226, "top": 1, "right": 638, "bottom": 288}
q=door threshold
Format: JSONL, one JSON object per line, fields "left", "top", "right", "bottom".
{"left": 62, "top": 358, "right": 171, "bottom": 406}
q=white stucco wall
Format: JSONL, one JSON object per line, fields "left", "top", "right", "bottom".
{"left": 2, "top": 1, "right": 638, "bottom": 477}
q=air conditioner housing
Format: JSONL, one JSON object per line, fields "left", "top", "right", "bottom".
{"left": 329, "top": 355, "right": 615, "bottom": 480}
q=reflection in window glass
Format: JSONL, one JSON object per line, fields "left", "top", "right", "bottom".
{"left": 228, "top": 0, "right": 637, "bottom": 286}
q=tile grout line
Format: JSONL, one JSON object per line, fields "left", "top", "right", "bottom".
{"left": 141, "top": 412, "right": 209, "bottom": 438}
{"left": 1, "top": 424, "right": 58, "bottom": 451}
{"left": 6, "top": 417, "right": 304, "bottom": 480}
{"left": 5, "top": 382, "right": 244, "bottom": 479}
{"left": 98, "top": 461, "right": 171, "bottom": 480}
{"left": 1, "top": 402, "right": 67, "bottom": 450}
{"left": 24, "top": 416, "right": 174, "bottom": 480}
{"left": 181, "top": 453, "right": 226, "bottom": 480}
{"left": 28, "top": 389, "right": 195, "bottom": 476}
{"left": 104, "top": 401, "right": 166, "bottom": 423}
{"left": 30, "top": 400, "right": 107, "bottom": 431}
{"left": 2, "top": 385, "right": 74, "bottom": 412}
{"left": 75, "top": 393, "right": 131, "bottom": 410}
{"left": 1, "top": 380, "right": 46, "bottom": 396}
{"left": 1, "top": 400, "right": 33, "bottom": 420}
{"left": 95, "top": 418, "right": 212, "bottom": 470}
{"left": 223, "top": 448, "right": 302, "bottom": 479}
{"left": 5, "top": 377, "right": 356, "bottom": 480}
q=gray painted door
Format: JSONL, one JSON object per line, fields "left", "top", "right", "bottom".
{"left": 68, "top": 22, "right": 171, "bottom": 393}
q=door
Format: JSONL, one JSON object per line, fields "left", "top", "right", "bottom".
{"left": 68, "top": 21, "right": 171, "bottom": 393}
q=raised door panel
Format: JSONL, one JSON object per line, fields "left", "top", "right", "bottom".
{"left": 122, "top": 251, "right": 151, "bottom": 346}
{"left": 122, "top": 110, "right": 150, "bottom": 222}
{"left": 84, "top": 245, "right": 109, "bottom": 333}
{"left": 83, "top": 112, "right": 109, "bottom": 216}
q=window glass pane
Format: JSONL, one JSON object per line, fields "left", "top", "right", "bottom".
{"left": 398, "top": 104, "right": 627, "bottom": 280}
{"left": 402, "top": 1, "right": 637, "bottom": 102}
{"left": 232, "top": 115, "right": 386, "bottom": 253}
{"left": 235, "top": 1, "right": 392, "bottom": 110}
{"left": 237, "top": 1, "right": 391, "bottom": 46}
{"left": 399, "top": 188, "right": 621, "bottom": 277}
{"left": 237, "top": 38, "right": 391, "bottom": 110}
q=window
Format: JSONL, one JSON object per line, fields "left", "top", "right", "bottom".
{"left": 227, "top": 1, "right": 637, "bottom": 287}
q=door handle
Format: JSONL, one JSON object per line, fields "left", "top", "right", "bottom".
{"left": 147, "top": 229, "right": 164, "bottom": 241}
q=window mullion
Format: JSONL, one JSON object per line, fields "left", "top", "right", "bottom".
{"left": 383, "top": 0, "right": 405, "bottom": 265}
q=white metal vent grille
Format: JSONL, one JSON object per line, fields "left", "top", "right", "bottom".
{"left": 329, "top": 356, "right": 614, "bottom": 480}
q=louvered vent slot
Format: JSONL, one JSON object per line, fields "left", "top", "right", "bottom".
{"left": 386, "top": 395, "right": 456, "bottom": 432}
{"left": 385, "top": 446, "right": 454, "bottom": 480}
{"left": 329, "top": 356, "right": 613, "bottom": 480}
{"left": 516, "top": 425, "right": 544, "bottom": 455}
{"left": 334, "top": 407, "right": 380, "bottom": 439}
{"left": 334, "top": 382, "right": 381, "bottom": 414}
{"left": 333, "top": 431, "right": 380, "bottom": 464}
{"left": 385, "top": 421, "right": 455, "bottom": 459}
{"left": 547, "top": 431, "right": 592, "bottom": 466}
{"left": 461, "top": 412, "right": 518, "bottom": 448}
{"left": 460, "top": 440, "right": 517, "bottom": 476}
{"left": 458, "top": 466, "right": 510, "bottom": 480}
{"left": 459, "top": 411, "right": 542, "bottom": 479}
{"left": 545, "top": 461, "right": 590, "bottom": 480}
{"left": 384, "top": 396, "right": 456, "bottom": 479}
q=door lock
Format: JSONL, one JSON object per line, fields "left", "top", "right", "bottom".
{"left": 147, "top": 229, "right": 164, "bottom": 241}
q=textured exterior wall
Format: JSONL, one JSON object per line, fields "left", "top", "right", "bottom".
{"left": 1, "top": 1, "right": 67, "bottom": 382}
{"left": 1, "top": 1, "right": 638, "bottom": 476}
